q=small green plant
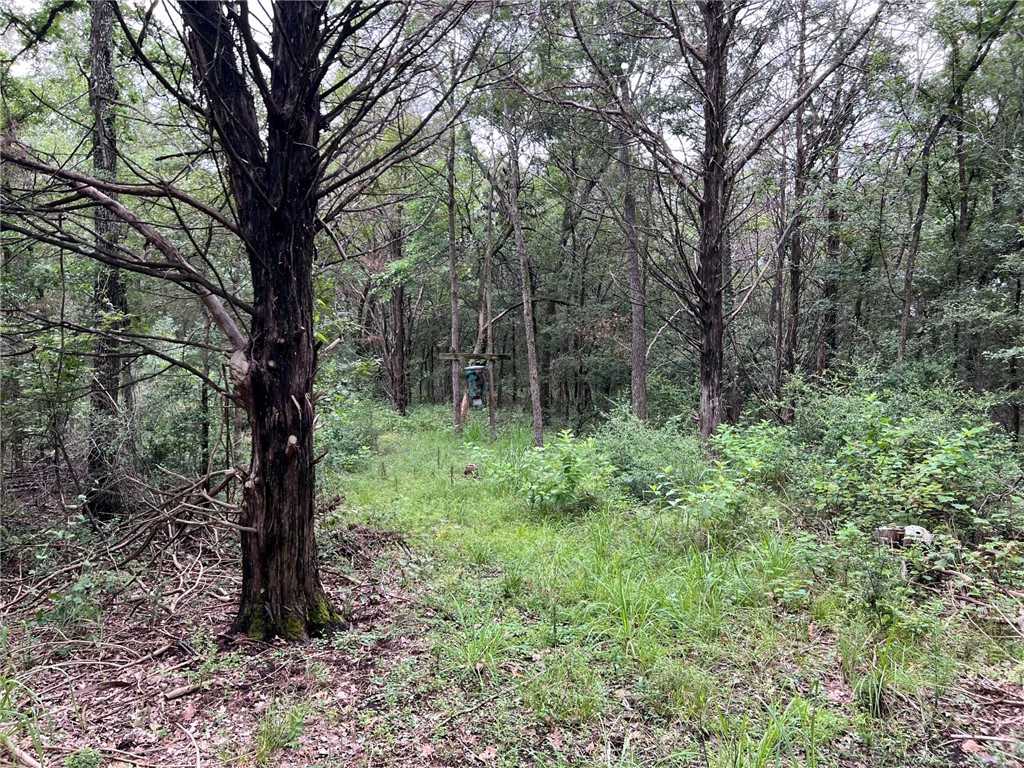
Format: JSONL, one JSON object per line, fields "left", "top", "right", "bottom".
{"left": 712, "top": 420, "right": 801, "bottom": 490}
{"left": 254, "top": 701, "right": 308, "bottom": 767}
{"left": 36, "top": 571, "right": 101, "bottom": 630}
{"left": 522, "top": 650, "right": 606, "bottom": 723}
{"left": 832, "top": 524, "right": 911, "bottom": 632}
{"left": 640, "top": 656, "right": 714, "bottom": 720}
{"left": 489, "top": 430, "right": 615, "bottom": 513}
{"left": 594, "top": 404, "right": 704, "bottom": 498}
{"left": 440, "top": 598, "right": 519, "bottom": 686}
{"left": 500, "top": 562, "right": 527, "bottom": 600}
{"left": 585, "top": 563, "right": 664, "bottom": 658}
{"left": 0, "top": 667, "right": 43, "bottom": 765}
{"left": 707, "top": 696, "right": 818, "bottom": 768}
{"left": 63, "top": 747, "right": 103, "bottom": 768}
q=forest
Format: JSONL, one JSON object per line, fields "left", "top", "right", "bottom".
{"left": 1, "top": 0, "right": 1023, "bottom": 766}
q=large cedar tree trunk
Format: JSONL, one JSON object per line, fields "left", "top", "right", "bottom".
{"left": 181, "top": 1, "right": 338, "bottom": 640}
{"left": 696, "top": 1, "right": 731, "bottom": 440}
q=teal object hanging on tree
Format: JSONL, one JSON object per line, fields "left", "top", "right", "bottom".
{"left": 464, "top": 364, "right": 486, "bottom": 407}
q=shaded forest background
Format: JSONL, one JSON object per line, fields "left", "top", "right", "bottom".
{"left": 2, "top": 0, "right": 1023, "bottom": 483}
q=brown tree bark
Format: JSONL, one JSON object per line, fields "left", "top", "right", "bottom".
{"left": 695, "top": 1, "right": 731, "bottom": 440}
{"left": 781, "top": 0, "right": 808, "bottom": 422}
{"left": 388, "top": 280, "right": 408, "bottom": 416}
{"left": 85, "top": 0, "right": 130, "bottom": 522}
{"left": 447, "top": 127, "right": 462, "bottom": 434}
{"left": 502, "top": 126, "right": 544, "bottom": 447}
{"left": 618, "top": 76, "right": 647, "bottom": 422}
{"left": 820, "top": 150, "right": 841, "bottom": 371}
{"left": 180, "top": 1, "right": 337, "bottom": 640}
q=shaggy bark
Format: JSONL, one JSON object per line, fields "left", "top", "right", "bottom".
{"left": 181, "top": 1, "right": 336, "bottom": 640}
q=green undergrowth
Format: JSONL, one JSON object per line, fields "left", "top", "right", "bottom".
{"left": 327, "top": 397, "right": 1024, "bottom": 767}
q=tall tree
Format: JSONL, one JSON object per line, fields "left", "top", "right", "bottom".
{"left": 84, "top": 0, "right": 131, "bottom": 521}
{"left": 617, "top": 74, "right": 647, "bottom": 422}
{"left": 567, "top": 0, "right": 884, "bottom": 437}
{"left": 2, "top": 0, "right": 479, "bottom": 640}
{"left": 896, "top": 0, "right": 1019, "bottom": 359}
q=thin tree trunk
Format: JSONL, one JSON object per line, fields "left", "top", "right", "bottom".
{"left": 898, "top": 143, "right": 933, "bottom": 360}
{"left": 389, "top": 283, "right": 407, "bottom": 415}
{"left": 820, "top": 150, "right": 841, "bottom": 371}
{"left": 384, "top": 211, "right": 407, "bottom": 415}
{"left": 1012, "top": 277, "right": 1022, "bottom": 441}
{"left": 86, "top": 0, "right": 130, "bottom": 522}
{"left": 200, "top": 318, "right": 211, "bottom": 484}
{"left": 782, "top": 1, "right": 807, "bottom": 422}
{"left": 503, "top": 127, "right": 544, "bottom": 446}
{"left": 618, "top": 76, "right": 647, "bottom": 422}
{"left": 447, "top": 126, "right": 462, "bottom": 434}
{"left": 484, "top": 186, "right": 497, "bottom": 441}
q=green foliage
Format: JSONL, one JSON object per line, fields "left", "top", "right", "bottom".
{"left": 712, "top": 420, "right": 802, "bottom": 490}
{"left": 62, "top": 747, "right": 103, "bottom": 768}
{"left": 35, "top": 572, "right": 101, "bottom": 630}
{"left": 137, "top": 357, "right": 212, "bottom": 478}
{"left": 522, "top": 650, "right": 606, "bottom": 723}
{"left": 488, "top": 430, "right": 616, "bottom": 513}
{"left": 254, "top": 701, "right": 308, "bottom": 767}
{"left": 640, "top": 656, "right": 714, "bottom": 720}
{"left": 593, "top": 403, "right": 704, "bottom": 498}
{"left": 438, "top": 597, "right": 519, "bottom": 686}
{"left": 308, "top": 414, "right": 1021, "bottom": 765}
{"left": 706, "top": 696, "right": 821, "bottom": 768}
{"left": 0, "top": 648, "right": 43, "bottom": 765}
{"left": 831, "top": 524, "right": 915, "bottom": 632}
{"left": 798, "top": 387, "right": 1021, "bottom": 534}
{"left": 314, "top": 358, "right": 382, "bottom": 477}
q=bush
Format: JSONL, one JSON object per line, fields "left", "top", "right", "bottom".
{"left": 594, "top": 403, "right": 704, "bottom": 499}
{"left": 804, "top": 392, "right": 1019, "bottom": 534}
{"left": 488, "top": 430, "right": 616, "bottom": 513}
{"left": 711, "top": 420, "right": 802, "bottom": 490}
{"left": 314, "top": 358, "right": 381, "bottom": 475}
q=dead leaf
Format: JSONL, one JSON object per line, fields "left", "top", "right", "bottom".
{"left": 827, "top": 690, "right": 844, "bottom": 702}
{"left": 961, "top": 739, "right": 988, "bottom": 756}
{"left": 420, "top": 744, "right": 436, "bottom": 757}
{"left": 476, "top": 744, "right": 498, "bottom": 762}
{"left": 548, "top": 729, "right": 563, "bottom": 751}
{"left": 181, "top": 702, "right": 196, "bottom": 721}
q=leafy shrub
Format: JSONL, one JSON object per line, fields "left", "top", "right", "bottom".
{"left": 806, "top": 393, "right": 1018, "bottom": 533}
{"left": 645, "top": 459, "right": 759, "bottom": 552}
{"left": 594, "top": 403, "right": 704, "bottom": 499}
{"left": 773, "top": 368, "right": 1022, "bottom": 537}
{"left": 488, "top": 430, "right": 616, "bottom": 513}
{"left": 711, "top": 420, "right": 802, "bottom": 490}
